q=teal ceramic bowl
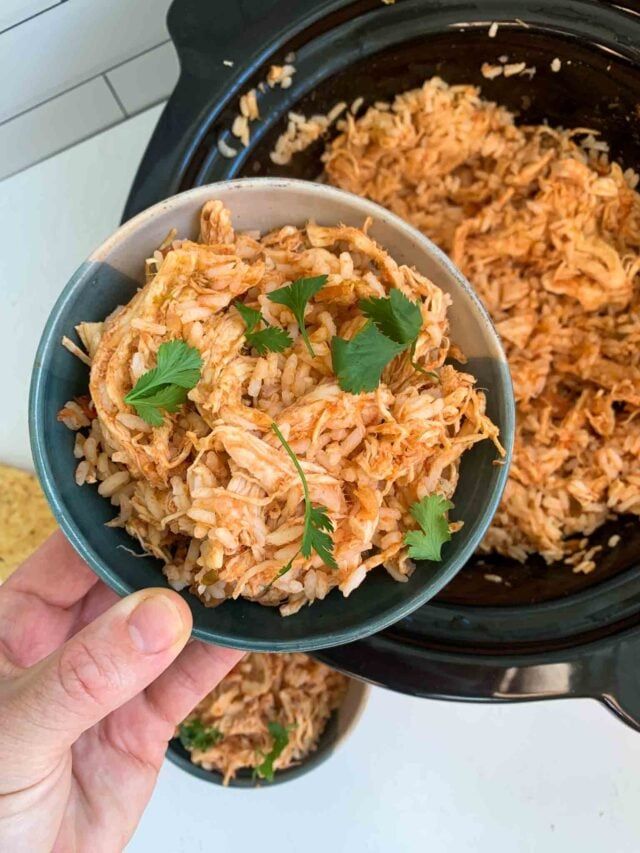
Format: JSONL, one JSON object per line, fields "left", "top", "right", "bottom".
{"left": 167, "top": 677, "right": 369, "bottom": 788}
{"left": 29, "top": 178, "right": 514, "bottom": 652}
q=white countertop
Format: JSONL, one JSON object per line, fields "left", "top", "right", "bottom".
{"left": 2, "top": 107, "right": 640, "bottom": 853}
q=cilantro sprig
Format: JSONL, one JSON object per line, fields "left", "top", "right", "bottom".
{"left": 254, "top": 721, "right": 293, "bottom": 782}
{"left": 331, "top": 289, "right": 427, "bottom": 393}
{"left": 234, "top": 300, "right": 293, "bottom": 355}
{"left": 331, "top": 323, "right": 405, "bottom": 393}
{"left": 124, "top": 340, "right": 202, "bottom": 426}
{"left": 178, "top": 718, "right": 222, "bottom": 751}
{"left": 403, "top": 494, "right": 454, "bottom": 561}
{"left": 270, "top": 423, "right": 337, "bottom": 581}
{"left": 359, "top": 288, "right": 422, "bottom": 346}
{"left": 268, "top": 275, "right": 327, "bottom": 357}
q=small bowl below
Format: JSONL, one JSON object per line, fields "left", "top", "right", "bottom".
{"left": 30, "top": 177, "right": 514, "bottom": 652}
{"left": 166, "top": 677, "right": 369, "bottom": 788}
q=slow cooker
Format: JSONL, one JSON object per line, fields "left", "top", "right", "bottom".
{"left": 124, "top": 0, "right": 640, "bottom": 729}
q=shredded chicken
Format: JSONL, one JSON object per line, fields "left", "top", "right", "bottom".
{"left": 323, "top": 77, "right": 640, "bottom": 569}
{"left": 59, "top": 198, "right": 500, "bottom": 613}
{"left": 179, "top": 652, "right": 348, "bottom": 785}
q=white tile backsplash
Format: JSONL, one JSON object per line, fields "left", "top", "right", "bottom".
{"left": 0, "top": 105, "right": 163, "bottom": 469}
{"left": 0, "top": 77, "right": 124, "bottom": 180}
{"left": 0, "top": 0, "right": 172, "bottom": 123}
{"left": 106, "top": 40, "right": 179, "bottom": 115}
{"left": 0, "top": 0, "right": 58, "bottom": 34}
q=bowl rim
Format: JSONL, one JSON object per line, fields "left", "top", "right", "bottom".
{"left": 29, "top": 177, "right": 515, "bottom": 651}
{"left": 165, "top": 677, "right": 371, "bottom": 788}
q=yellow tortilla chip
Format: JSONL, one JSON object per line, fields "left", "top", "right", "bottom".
{"left": 0, "top": 464, "right": 57, "bottom": 581}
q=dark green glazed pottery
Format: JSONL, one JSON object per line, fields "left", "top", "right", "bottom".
{"left": 30, "top": 179, "right": 514, "bottom": 652}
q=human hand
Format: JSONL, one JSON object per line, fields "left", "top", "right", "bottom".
{"left": 0, "top": 532, "right": 242, "bottom": 852}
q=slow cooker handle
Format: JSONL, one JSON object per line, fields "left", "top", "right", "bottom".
{"left": 122, "top": 0, "right": 347, "bottom": 221}
{"left": 593, "top": 632, "right": 640, "bottom": 732}
{"left": 166, "top": 0, "right": 332, "bottom": 78}
{"left": 317, "top": 629, "right": 640, "bottom": 732}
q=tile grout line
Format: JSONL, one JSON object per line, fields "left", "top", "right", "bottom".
{"left": 0, "top": 38, "right": 172, "bottom": 128}
{"left": 0, "top": 0, "right": 66, "bottom": 37}
{"left": 103, "top": 74, "right": 129, "bottom": 118}
{"left": 125, "top": 94, "right": 168, "bottom": 124}
{"left": 0, "top": 77, "right": 95, "bottom": 129}
{"left": 0, "top": 97, "right": 168, "bottom": 185}
{"left": 106, "top": 37, "right": 172, "bottom": 76}
{"left": 0, "top": 115, "right": 128, "bottom": 184}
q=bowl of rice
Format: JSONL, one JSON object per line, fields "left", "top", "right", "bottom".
{"left": 30, "top": 178, "right": 514, "bottom": 651}
{"left": 167, "top": 652, "right": 367, "bottom": 787}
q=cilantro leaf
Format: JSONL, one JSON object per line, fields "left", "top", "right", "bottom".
{"left": 247, "top": 326, "right": 293, "bottom": 355}
{"left": 302, "top": 505, "right": 337, "bottom": 569}
{"left": 360, "top": 289, "right": 433, "bottom": 381}
{"left": 133, "top": 385, "right": 189, "bottom": 426}
{"left": 131, "top": 402, "right": 165, "bottom": 428}
{"left": 359, "top": 289, "right": 422, "bottom": 346}
{"left": 234, "top": 301, "right": 262, "bottom": 334}
{"left": 125, "top": 340, "right": 202, "bottom": 401}
{"left": 124, "top": 340, "right": 202, "bottom": 425}
{"left": 270, "top": 423, "right": 337, "bottom": 575}
{"left": 254, "top": 721, "right": 292, "bottom": 782}
{"left": 331, "top": 322, "right": 405, "bottom": 393}
{"left": 234, "top": 300, "right": 293, "bottom": 355}
{"left": 267, "top": 275, "right": 327, "bottom": 357}
{"left": 178, "top": 718, "right": 222, "bottom": 751}
{"left": 154, "top": 339, "right": 203, "bottom": 387}
{"left": 404, "top": 494, "right": 454, "bottom": 561}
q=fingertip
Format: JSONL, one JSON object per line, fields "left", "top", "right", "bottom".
{"left": 127, "top": 588, "right": 192, "bottom": 655}
{"left": 150, "top": 587, "right": 193, "bottom": 631}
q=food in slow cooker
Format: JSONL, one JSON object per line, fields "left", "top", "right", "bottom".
{"left": 313, "top": 77, "right": 640, "bottom": 573}
{"left": 58, "top": 201, "right": 502, "bottom": 614}
{"left": 176, "top": 652, "right": 349, "bottom": 784}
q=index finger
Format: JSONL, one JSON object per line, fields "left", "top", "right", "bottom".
{"left": 0, "top": 532, "right": 99, "bottom": 669}
{"left": 4, "top": 531, "right": 98, "bottom": 607}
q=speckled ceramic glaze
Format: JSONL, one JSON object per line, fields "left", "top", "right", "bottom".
{"left": 166, "top": 677, "right": 369, "bottom": 788}
{"left": 29, "top": 178, "right": 514, "bottom": 652}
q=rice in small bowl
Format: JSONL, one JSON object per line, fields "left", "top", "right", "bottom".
{"left": 168, "top": 652, "right": 366, "bottom": 788}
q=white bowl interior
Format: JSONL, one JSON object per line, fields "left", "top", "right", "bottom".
{"left": 97, "top": 179, "right": 503, "bottom": 362}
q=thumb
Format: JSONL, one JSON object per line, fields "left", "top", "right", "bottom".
{"left": 7, "top": 588, "right": 192, "bottom": 759}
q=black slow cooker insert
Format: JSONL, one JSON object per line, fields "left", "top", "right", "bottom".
{"left": 124, "top": 0, "right": 640, "bottom": 729}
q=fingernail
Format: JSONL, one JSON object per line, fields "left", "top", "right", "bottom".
{"left": 128, "top": 593, "right": 186, "bottom": 654}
